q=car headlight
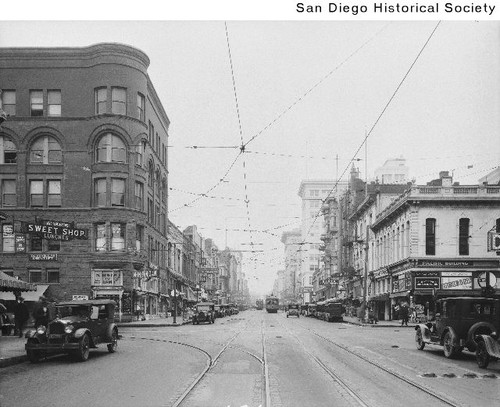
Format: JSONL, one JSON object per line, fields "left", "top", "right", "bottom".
{"left": 36, "top": 326, "right": 47, "bottom": 335}
{"left": 491, "top": 331, "right": 498, "bottom": 339}
{"left": 64, "top": 325, "right": 74, "bottom": 334}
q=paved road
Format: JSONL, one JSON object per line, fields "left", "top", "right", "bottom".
{"left": 1, "top": 310, "right": 498, "bottom": 407}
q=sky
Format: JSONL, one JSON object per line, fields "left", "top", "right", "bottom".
{"left": 1, "top": 9, "right": 499, "bottom": 296}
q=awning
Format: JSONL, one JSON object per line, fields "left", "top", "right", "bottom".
{"left": 186, "top": 287, "right": 197, "bottom": 302}
{"left": 0, "top": 271, "right": 37, "bottom": 292}
{"left": 0, "top": 283, "right": 47, "bottom": 301}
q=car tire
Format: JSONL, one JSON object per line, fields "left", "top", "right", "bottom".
{"left": 415, "top": 328, "right": 425, "bottom": 350}
{"left": 107, "top": 328, "right": 118, "bottom": 353}
{"left": 476, "top": 340, "right": 490, "bottom": 369}
{"left": 443, "top": 331, "right": 458, "bottom": 359}
{"left": 76, "top": 333, "right": 90, "bottom": 362}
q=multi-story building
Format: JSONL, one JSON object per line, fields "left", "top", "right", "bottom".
{"left": 374, "top": 156, "right": 409, "bottom": 185}
{"left": 281, "top": 229, "right": 302, "bottom": 303}
{"left": 0, "top": 43, "right": 170, "bottom": 320}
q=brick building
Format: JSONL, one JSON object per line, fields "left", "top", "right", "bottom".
{"left": 0, "top": 43, "right": 170, "bottom": 320}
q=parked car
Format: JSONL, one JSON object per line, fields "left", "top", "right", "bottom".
{"left": 214, "top": 305, "right": 225, "bottom": 318}
{"left": 286, "top": 303, "right": 300, "bottom": 318}
{"left": 414, "top": 297, "right": 499, "bottom": 359}
{"left": 25, "top": 299, "right": 118, "bottom": 363}
{"left": 192, "top": 302, "right": 215, "bottom": 324}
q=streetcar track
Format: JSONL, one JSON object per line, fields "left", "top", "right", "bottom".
{"left": 290, "top": 320, "right": 462, "bottom": 407}
{"left": 127, "top": 319, "right": 271, "bottom": 407}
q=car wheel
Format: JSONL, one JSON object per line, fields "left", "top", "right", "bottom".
{"left": 107, "top": 328, "right": 118, "bottom": 353}
{"left": 476, "top": 340, "right": 490, "bottom": 369}
{"left": 76, "top": 333, "right": 90, "bottom": 362}
{"left": 443, "top": 331, "right": 458, "bottom": 359}
{"left": 415, "top": 328, "right": 425, "bottom": 350}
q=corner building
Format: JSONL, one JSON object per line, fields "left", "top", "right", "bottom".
{"left": 0, "top": 44, "right": 170, "bottom": 320}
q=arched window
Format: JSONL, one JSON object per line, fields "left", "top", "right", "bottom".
{"left": 30, "top": 135, "right": 62, "bottom": 164}
{"left": 96, "top": 133, "right": 126, "bottom": 163}
{"left": 0, "top": 136, "right": 17, "bottom": 164}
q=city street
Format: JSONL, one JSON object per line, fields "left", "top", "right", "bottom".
{"left": 1, "top": 309, "right": 498, "bottom": 407}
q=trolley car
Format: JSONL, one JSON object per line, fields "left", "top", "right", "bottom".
{"left": 265, "top": 296, "right": 279, "bottom": 313}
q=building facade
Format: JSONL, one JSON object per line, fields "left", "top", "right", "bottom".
{"left": 0, "top": 44, "right": 170, "bottom": 320}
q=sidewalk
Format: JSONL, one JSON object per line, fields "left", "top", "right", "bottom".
{"left": 342, "top": 315, "right": 416, "bottom": 328}
{"left": 0, "top": 316, "right": 192, "bottom": 368}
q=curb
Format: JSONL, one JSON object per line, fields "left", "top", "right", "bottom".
{"left": 117, "top": 320, "right": 192, "bottom": 328}
{"left": 0, "top": 355, "right": 27, "bottom": 368}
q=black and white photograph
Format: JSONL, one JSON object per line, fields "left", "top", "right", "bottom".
{"left": 1, "top": 2, "right": 499, "bottom": 406}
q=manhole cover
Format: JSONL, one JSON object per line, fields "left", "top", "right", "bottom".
{"left": 391, "top": 345, "right": 399, "bottom": 348}
{"left": 463, "top": 373, "right": 478, "bottom": 379}
{"left": 276, "top": 336, "right": 282, "bottom": 338}
{"left": 482, "top": 374, "right": 497, "bottom": 379}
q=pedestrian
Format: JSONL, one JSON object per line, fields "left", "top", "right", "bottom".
{"left": 400, "top": 303, "right": 409, "bottom": 326}
{"left": 14, "top": 296, "right": 29, "bottom": 337}
{"left": 34, "top": 298, "right": 50, "bottom": 328}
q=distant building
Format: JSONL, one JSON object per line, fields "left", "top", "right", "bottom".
{"left": 374, "top": 157, "right": 409, "bottom": 184}
{"left": 281, "top": 229, "right": 302, "bottom": 302}
{"left": 479, "top": 167, "right": 500, "bottom": 186}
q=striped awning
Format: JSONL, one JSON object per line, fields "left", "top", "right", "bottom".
{"left": 0, "top": 271, "right": 37, "bottom": 292}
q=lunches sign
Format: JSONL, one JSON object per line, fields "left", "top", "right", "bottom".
{"left": 24, "top": 219, "right": 88, "bottom": 241}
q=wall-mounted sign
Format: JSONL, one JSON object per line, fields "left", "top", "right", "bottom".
{"left": 23, "top": 219, "right": 88, "bottom": 241}
{"left": 72, "top": 295, "right": 89, "bottom": 301}
{"left": 29, "top": 253, "right": 58, "bottom": 261}
{"left": 15, "top": 234, "right": 26, "bottom": 253}
{"left": 418, "top": 260, "right": 473, "bottom": 268}
{"left": 441, "top": 276, "right": 472, "bottom": 290}
{"left": 476, "top": 271, "right": 498, "bottom": 288}
{"left": 415, "top": 277, "right": 440, "bottom": 289}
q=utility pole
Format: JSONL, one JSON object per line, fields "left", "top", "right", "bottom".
{"left": 362, "top": 224, "right": 370, "bottom": 323}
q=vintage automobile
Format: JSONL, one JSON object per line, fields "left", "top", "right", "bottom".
{"left": 214, "top": 305, "right": 225, "bottom": 318}
{"left": 415, "top": 297, "right": 499, "bottom": 359}
{"left": 192, "top": 302, "right": 215, "bottom": 324}
{"left": 286, "top": 303, "right": 300, "bottom": 318}
{"left": 25, "top": 299, "right": 118, "bottom": 363}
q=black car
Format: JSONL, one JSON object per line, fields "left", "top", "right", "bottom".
{"left": 192, "top": 302, "right": 215, "bottom": 324}
{"left": 25, "top": 299, "right": 118, "bottom": 362}
{"left": 415, "top": 297, "right": 499, "bottom": 359}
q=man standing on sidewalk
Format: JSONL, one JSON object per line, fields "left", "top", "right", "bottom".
{"left": 399, "top": 303, "right": 409, "bottom": 326}
{"left": 14, "top": 297, "right": 29, "bottom": 337}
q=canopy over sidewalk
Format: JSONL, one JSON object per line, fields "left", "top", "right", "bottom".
{"left": 0, "top": 271, "right": 37, "bottom": 292}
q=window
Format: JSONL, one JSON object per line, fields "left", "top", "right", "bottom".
{"left": 30, "top": 136, "right": 62, "bottom": 164}
{"left": 96, "top": 133, "right": 126, "bottom": 163}
{"left": 2, "top": 224, "right": 14, "bottom": 252}
{"left": 111, "top": 223, "right": 125, "bottom": 251}
{"left": 95, "top": 87, "right": 107, "bottom": 114}
{"left": 425, "top": 218, "right": 436, "bottom": 255}
{"left": 95, "top": 223, "right": 106, "bottom": 252}
{"left": 111, "top": 87, "right": 126, "bottom": 115}
{"left": 1, "top": 90, "right": 16, "bottom": 116}
{"left": 1, "top": 180, "right": 16, "bottom": 207}
{"left": 135, "top": 181, "right": 144, "bottom": 211}
{"left": 459, "top": 218, "right": 470, "bottom": 255}
{"left": 0, "top": 136, "right": 17, "bottom": 164}
{"left": 29, "top": 269, "right": 43, "bottom": 283}
{"left": 47, "top": 180, "right": 61, "bottom": 207}
{"left": 136, "top": 225, "right": 144, "bottom": 251}
{"left": 30, "top": 180, "right": 44, "bottom": 207}
{"left": 30, "top": 235, "right": 43, "bottom": 252}
{"left": 135, "top": 140, "right": 146, "bottom": 166}
{"left": 148, "top": 161, "right": 154, "bottom": 187}
{"left": 137, "top": 93, "right": 145, "bottom": 121}
{"left": 148, "top": 121, "right": 154, "bottom": 145}
{"left": 94, "top": 179, "right": 106, "bottom": 207}
{"left": 30, "top": 90, "right": 44, "bottom": 116}
{"left": 147, "top": 198, "right": 154, "bottom": 224}
{"left": 47, "top": 269, "right": 60, "bottom": 284}
{"left": 47, "top": 90, "right": 61, "bottom": 117}
{"left": 111, "top": 178, "right": 125, "bottom": 206}
{"left": 47, "top": 239, "right": 60, "bottom": 252}
{"left": 156, "top": 134, "right": 160, "bottom": 153}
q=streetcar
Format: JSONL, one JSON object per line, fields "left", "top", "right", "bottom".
{"left": 265, "top": 296, "right": 279, "bottom": 313}
{"left": 256, "top": 299, "right": 264, "bottom": 310}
